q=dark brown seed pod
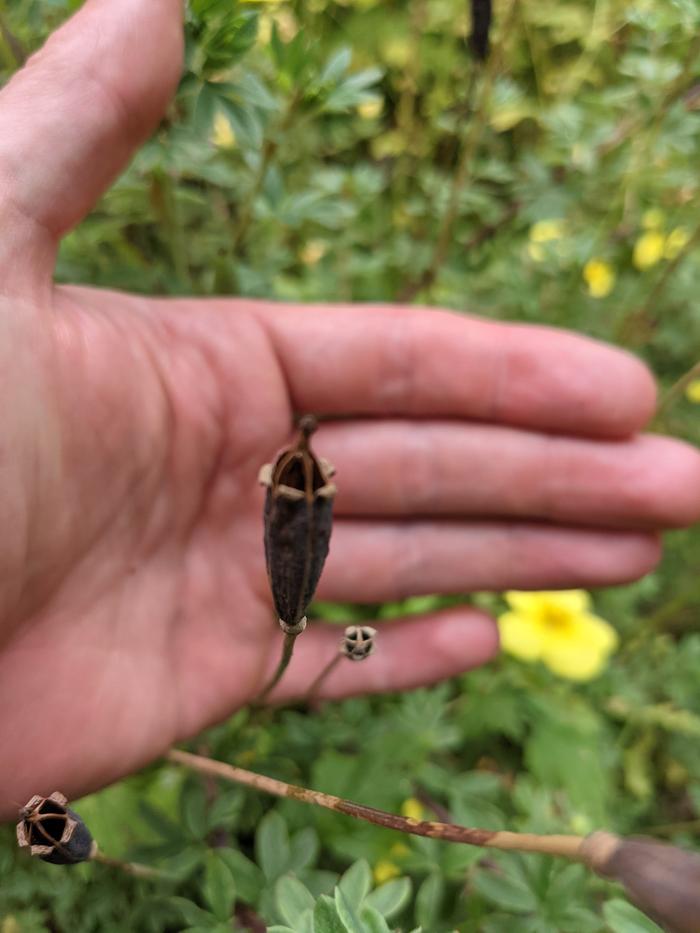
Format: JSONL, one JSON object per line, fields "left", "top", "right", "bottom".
{"left": 582, "top": 831, "right": 700, "bottom": 933}
{"left": 342, "top": 625, "right": 377, "bottom": 661}
{"left": 17, "top": 792, "right": 95, "bottom": 865}
{"left": 470, "top": 0, "right": 492, "bottom": 61}
{"left": 259, "top": 415, "right": 336, "bottom": 633}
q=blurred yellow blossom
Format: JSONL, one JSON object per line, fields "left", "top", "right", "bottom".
{"left": 583, "top": 259, "right": 615, "bottom": 298}
{"left": 685, "top": 380, "right": 700, "bottom": 404}
{"left": 373, "top": 860, "right": 401, "bottom": 885}
{"left": 390, "top": 842, "right": 411, "bottom": 858}
{"left": 357, "top": 97, "right": 383, "bottom": 120}
{"left": 530, "top": 219, "right": 565, "bottom": 243}
{"left": 380, "top": 37, "right": 412, "bottom": 68}
{"left": 211, "top": 112, "right": 236, "bottom": 149}
{"left": 300, "top": 240, "right": 327, "bottom": 265}
{"left": 642, "top": 208, "right": 665, "bottom": 230}
{"left": 528, "top": 219, "right": 565, "bottom": 262}
{"left": 664, "top": 227, "right": 691, "bottom": 260}
{"left": 400, "top": 798, "right": 424, "bottom": 821}
{"left": 633, "top": 231, "right": 665, "bottom": 270}
{"left": 498, "top": 590, "right": 618, "bottom": 681}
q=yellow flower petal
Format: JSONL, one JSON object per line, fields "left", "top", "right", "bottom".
{"left": 633, "top": 231, "right": 665, "bottom": 270}
{"left": 357, "top": 97, "right": 383, "bottom": 120}
{"left": 211, "top": 112, "right": 236, "bottom": 149}
{"left": 685, "top": 379, "right": 700, "bottom": 404}
{"left": 542, "top": 640, "right": 609, "bottom": 681}
{"left": 373, "top": 860, "right": 401, "bottom": 885}
{"left": 664, "top": 227, "right": 691, "bottom": 260}
{"left": 505, "top": 591, "right": 590, "bottom": 613}
{"left": 528, "top": 242, "right": 545, "bottom": 262}
{"left": 583, "top": 259, "right": 615, "bottom": 298}
{"left": 498, "top": 611, "right": 546, "bottom": 661}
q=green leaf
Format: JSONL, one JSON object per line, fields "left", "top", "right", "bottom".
{"left": 256, "top": 810, "right": 291, "bottom": 881}
{"left": 602, "top": 899, "right": 664, "bottom": 933}
{"left": 320, "top": 47, "right": 352, "bottom": 85}
{"left": 192, "top": 82, "right": 219, "bottom": 138}
{"left": 334, "top": 888, "right": 365, "bottom": 933}
{"left": 202, "top": 852, "right": 236, "bottom": 921}
{"left": 360, "top": 905, "right": 392, "bottom": 933}
{"left": 365, "top": 876, "right": 412, "bottom": 918}
{"left": 217, "top": 848, "right": 265, "bottom": 904}
{"left": 472, "top": 865, "right": 539, "bottom": 914}
{"left": 290, "top": 826, "right": 320, "bottom": 871}
{"left": 166, "top": 897, "right": 218, "bottom": 928}
{"left": 313, "top": 896, "right": 346, "bottom": 933}
{"left": 415, "top": 874, "right": 445, "bottom": 929}
{"left": 275, "top": 875, "right": 316, "bottom": 927}
{"left": 337, "top": 860, "right": 372, "bottom": 906}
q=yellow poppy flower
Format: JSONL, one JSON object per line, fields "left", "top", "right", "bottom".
{"left": 211, "top": 112, "right": 236, "bottom": 149}
{"left": 299, "top": 240, "right": 327, "bottom": 266}
{"left": 498, "top": 590, "right": 618, "bottom": 681}
{"left": 583, "top": 259, "right": 615, "bottom": 298}
{"left": 373, "top": 859, "right": 401, "bottom": 885}
{"left": 633, "top": 231, "right": 665, "bottom": 270}
{"left": 664, "top": 227, "right": 691, "bottom": 260}
{"left": 685, "top": 380, "right": 700, "bottom": 404}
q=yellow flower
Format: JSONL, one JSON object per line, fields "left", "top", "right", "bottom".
{"left": 664, "top": 226, "right": 691, "bottom": 260}
{"left": 400, "top": 798, "right": 424, "bottom": 821}
{"left": 373, "top": 859, "right": 401, "bottom": 885}
{"left": 357, "top": 97, "right": 383, "bottom": 120}
{"left": 389, "top": 842, "right": 411, "bottom": 858}
{"left": 529, "top": 219, "right": 565, "bottom": 243}
{"left": 300, "top": 240, "right": 327, "bottom": 265}
{"left": 685, "top": 380, "right": 700, "bottom": 404}
{"left": 211, "top": 112, "right": 236, "bottom": 149}
{"left": 642, "top": 208, "right": 665, "bottom": 230}
{"left": 583, "top": 259, "right": 615, "bottom": 298}
{"left": 498, "top": 590, "right": 618, "bottom": 681}
{"left": 633, "top": 231, "right": 665, "bottom": 270}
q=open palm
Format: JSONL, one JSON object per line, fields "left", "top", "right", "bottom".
{"left": 1, "top": 0, "right": 699, "bottom": 817}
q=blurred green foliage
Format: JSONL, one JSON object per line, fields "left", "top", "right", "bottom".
{"left": 1, "top": 0, "right": 700, "bottom": 930}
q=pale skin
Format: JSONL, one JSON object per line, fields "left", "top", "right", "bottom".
{"left": 1, "top": 0, "right": 700, "bottom": 820}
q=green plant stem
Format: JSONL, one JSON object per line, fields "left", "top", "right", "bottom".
{"left": 91, "top": 849, "right": 165, "bottom": 879}
{"left": 231, "top": 138, "right": 276, "bottom": 256}
{"left": 254, "top": 631, "right": 299, "bottom": 705}
{"left": 167, "top": 748, "right": 585, "bottom": 860}
{"left": 304, "top": 652, "right": 342, "bottom": 703}
{"left": 0, "top": 6, "right": 25, "bottom": 69}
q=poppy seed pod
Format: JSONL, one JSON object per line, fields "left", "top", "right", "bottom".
{"left": 17, "top": 792, "right": 95, "bottom": 865}
{"left": 582, "top": 831, "right": 700, "bottom": 933}
{"left": 342, "top": 625, "right": 377, "bottom": 661}
{"left": 259, "top": 416, "right": 336, "bottom": 634}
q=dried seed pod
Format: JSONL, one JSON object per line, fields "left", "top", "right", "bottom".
{"left": 259, "top": 416, "right": 336, "bottom": 633}
{"left": 470, "top": 0, "right": 492, "bottom": 61}
{"left": 342, "top": 625, "right": 377, "bottom": 661}
{"left": 17, "top": 792, "right": 95, "bottom": 865}
{"left": 582, "top": 831, "right": 700, "bottom": 933}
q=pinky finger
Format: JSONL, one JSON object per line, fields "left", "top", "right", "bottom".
{"left": 269, "top": 609, "right": 500, "bottom": 703}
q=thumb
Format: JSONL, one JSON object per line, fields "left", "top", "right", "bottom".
{"left": 0, "top": 0, "right": 182, "bottom": 271}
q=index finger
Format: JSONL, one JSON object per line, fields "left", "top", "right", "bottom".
{"left": 258, "top": 303, "right": 656, "bottom": 438}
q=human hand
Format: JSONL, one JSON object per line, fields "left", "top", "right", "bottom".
{"left": 1, "top": 0, "right": 699, "bottom": 816}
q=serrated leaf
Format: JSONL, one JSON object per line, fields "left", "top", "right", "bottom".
{"left": 256, "top": 810, "right": 291, "bottom": 881}
{"left": 365, "top": 876, "right": 412, "bottom": 918}
{"left": 338, "top": 860, "right": 372, "bottom": 906}
{"left": 275, "top": 875, "right": 316, "bottom": 926}
{"left": 202, "top": 852, "right": 236, "bottom": 921}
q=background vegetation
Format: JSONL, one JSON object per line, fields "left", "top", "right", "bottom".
{"left": 1, "top": 0, "right": 700, "bottom": 930}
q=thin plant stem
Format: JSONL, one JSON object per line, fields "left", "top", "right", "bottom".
{"left": 304, "top": 652, "right": 342, "bottom": 703}
{"left": 92, "top": 849, "right": 166, "bottom": 880}
{"left": 654, "top": 358, "right": 700, "bottom": 429}
{"left": 398, "top": 0, "right": 519, "bottom": 303}
{"left": 167, "top": 748, "right": 584, "bottom": 860}
{"left": 254, "top": 631, "right": 299, "bottom": 705}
